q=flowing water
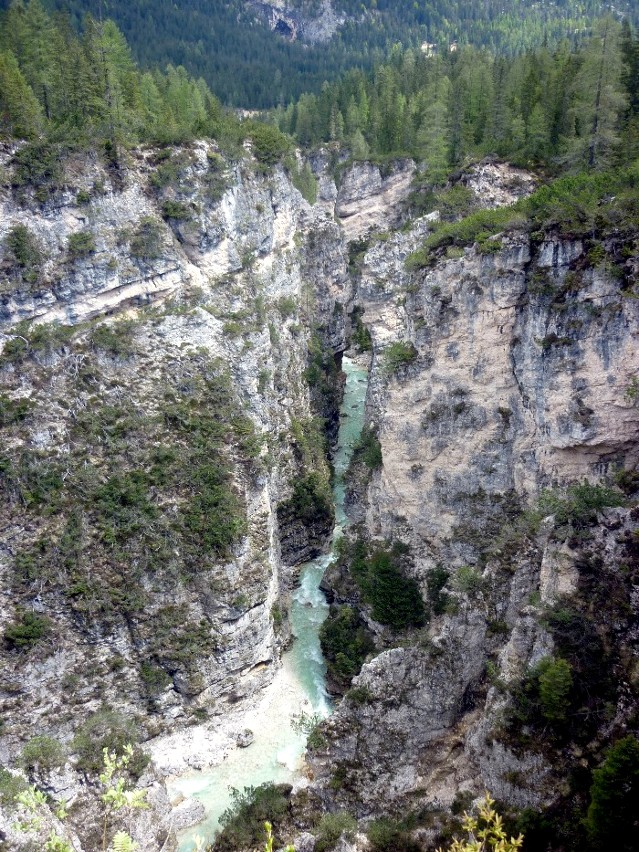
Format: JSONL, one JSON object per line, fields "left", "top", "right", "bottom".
{"left": 172, "top": 355, "right": 368, "bottom": 850}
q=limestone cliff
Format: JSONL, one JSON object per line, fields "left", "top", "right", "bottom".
{"left": 3, "top": 141, "right": 637, "bottom": 851}
{"left": 308, "top": 164, "right": 639, "bottom": 841}
{"left": 0, "top": 140, "right": 359, "bottom": 850}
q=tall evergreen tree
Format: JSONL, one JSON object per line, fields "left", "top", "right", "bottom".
{"left": 565, "top": 18, "right": 627, "bottom": 169}
{"left": 0, "top": 49, "right": 42, "bottom": 137}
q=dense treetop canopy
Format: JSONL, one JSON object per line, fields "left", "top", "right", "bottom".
{"left": 1, "top": 0, "right": 637, "bottom": 108}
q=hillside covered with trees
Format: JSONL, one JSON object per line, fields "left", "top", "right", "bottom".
{"left": 278, "top": 17, "right": 639, "bottom": 180}
{"left": 1, "top": 0, "right": 637, "bottom": 107}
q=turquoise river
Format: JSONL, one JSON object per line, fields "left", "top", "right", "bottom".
{"left": 173, "top": 354, "right": 368, "bottom": 850}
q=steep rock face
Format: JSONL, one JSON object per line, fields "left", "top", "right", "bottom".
{"left": 246, "top": 0, "right": 346, "bottom": 43}
{"left": 309, "top": 185, "right": 639, "bottom": 821}
{"left": 363, "top": 229, "right": 639, "bottom": 554}
{"left": 335, "top": 160, "right": 416, "bottom": 241}
{"left": 0, "top": 142, "right": 351, "bottom": 849}
{"left": 313, "top": 612, "right": 487, "bottom": 811}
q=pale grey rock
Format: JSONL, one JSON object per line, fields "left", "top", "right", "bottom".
{"left": 0, "top": 140, "right": 357, "bottom": 851}
{"left": 169, "top": 797, "right": 207, "bottom": 830}
{"left": 336, "top": 160, "right": 415, "bottom": 241}
{"left": 312, "top": 180, "right": 639, "bottom": 819}
{"left": 462, "top": 161, "right": 537, "bottom": 208}
{"left": 236, "top": 728, "right": 255, "bottom": 747}
{"left": 289, "top": 834, "right": 316, "bottom": 852}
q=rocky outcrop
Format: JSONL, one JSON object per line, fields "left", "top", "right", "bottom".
{"left": 0, "top": 141, "right": 352, "bottom": 850}
{"left": 246, "top": 0, "right": 346, "bottom": 43}
{"left": 3, "top": 141, "right": 638, "bottom": 848}
{"left": 356, "top": 205, "right": 639, "bottom": 558}
{"left": 458, "top": 160, "right": 537, "bottom": 209}
{"left": 308, "top": 170, "right": 639, "bottom": 826}
{"left": 335, "top": 160, "right": 416, "bottom": 242}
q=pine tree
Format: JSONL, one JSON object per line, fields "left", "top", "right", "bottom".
{"left": 586, "top": 736, "right": 639, "bottom": 851}
{"left": 564, "top": 18, "right": 627, "bottom": 169}
{"left": 415, "top": 70, "right": 452, "bottom": 182}
{"left": 0, "top": 49, "right": 42, "bottom": 138}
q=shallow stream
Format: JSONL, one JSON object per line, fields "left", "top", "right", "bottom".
{"left": 173, "top": 355, "right": 368, "bottom": 850}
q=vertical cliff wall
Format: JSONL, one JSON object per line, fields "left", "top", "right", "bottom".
{"left": 0, "top": 141, "right": 356, "bottom": 850}
{"left": 307, "top": 165, "right": 639, "bottom": 839}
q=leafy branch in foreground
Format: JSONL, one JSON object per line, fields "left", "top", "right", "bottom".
{"left": 437, "top": 793, "right": 524, "bottom": 852}
{"left": 99, "top": 744, "right": 148, "bottom": 851}
{"left": 265, "top": 821, "right": 294, "bottom": 852}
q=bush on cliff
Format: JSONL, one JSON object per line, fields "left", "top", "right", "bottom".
{"left": 585, "top": 735, "right": 639, "bottom": 851}
{"left": 320, "top": 605, "right": 375, "bottom": 688}
{"left": 214, "top": 783, "right": 291, "bottom": 852}
{"left": 350, "top": 540, "right": 426, "bottom": 630}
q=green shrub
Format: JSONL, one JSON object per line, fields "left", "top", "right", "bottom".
{"left": 161, "top": 199, "right": 192, "bottom": 220}
{"left": 291, "top": 712, "right": 326, "bottom": 749}
{"left": 586, "top": 736, "right": 639, "bottom": 850}
{"left": 90, "top": 320, "right": 137, "bottom": 358}
{"left": 93, "top": 471, "right": 157, "bottom": 545}
{"left": 29, "top": 323, "right": 74, "bottom": 356}
{"left": 205, "top": 151, "right": 229, "bottom": 200}
{"left": 140, "top": 661, "right": 171, "bottom": 693}
{"left": 383, "top": 341, "right": 418, "bottom": 374}
{"left": 277, "top": 296, "right": 297, "bottom": 319}
{"left": 72, "top": 709, "right": 147, "bottom": 776}
{"left": 0, "top": 452, "right": 64, "bottom": 508}
{"left": 367, "top": 818, "right": 421, "bottom": 852}
{"left": 346, "top": 685, "right": 374, "bottom": 704}
{"left": 526, "top": 170, "right": 614, "bottom": 235}
{"left": 0, "top": 335, "right": 29, "bottom": 364}
{"left": 315, "top": 811, "right": 357, "bottom": 852}
{"left": 4, "top": 224, "right": 43, "bottom": 283}
{"left": 537, "top": 657, "right": 573, "bottom": 723}
{"left": 426, "top": 565, "right": 451, "bottom": 615}
{"left": 407, "top": 206, "right": 526, "bottom": 268}
{"left": 247, "top": 122, "right": 291, "bottom": 166}
{"left": 0, "top": 393, "right": 32, "bottom": 426}
{"left": 351, "top": 427, "right": 382, "bottom": 469}
{"left": 508, "top": 655, "right": 574, "bottom": 730}
{"left": 4, "top": 610, "right": 49, "bottom": 650}
{"left": 320, "top": 605, "right": 374, "bottom": 688}
{"left": 13, "top": 141, "right": 62, "bottom": 189}
{"left": 453, "top": 565, "right": 484, "bottom": 595}
{"left": 67, "top": 230, "right": 95, "bottom": 259}
{"left": 352, "top": 313, "right": 372, "bottom": 352}
{"left": 19, "top": 735, "right": 65, "bottom": 771}
{"left": 282, "top": 473, "right": 333, "bottom": 526}
{"left": 149, "top": 151, "right": 193, "bottom": 189}
{"left": 271, "top": 603, "right": 283, "bottom": 627}
{"left": 365, "top": 550, "right": 425, "bottom": 628}
{"left": 537, "top": 482, "right": 624, "bottom": 528}
{"left": 130, "top": 217, "right": 163, "bottom": 260}
{"left": 436, "top": 184, "right": 476, "bottom": 220}
{"left": 350, "top": 541, "right": 426, "bottom": 630}
{"left": 215, "top": 783, "right": 291, "bottom": 851}
{"left": 180, "top": 458, "right": 246, "bottom": 556}
{"left": 539, "top": 605, "right": 616, "bottom": 742}
{"left": 0, "top": 767, "right": 28, "bottom": 808}
{"left": 290, "top": 160, "right": 318, "bottom": 204}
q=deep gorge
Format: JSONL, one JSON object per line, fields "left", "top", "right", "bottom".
{"left": 1, "top": 140, "right": 638, "bottom": 852}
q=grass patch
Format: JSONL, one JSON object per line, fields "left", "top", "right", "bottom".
{"left": 407, "top": 206, "right": 525, "bottom": 269}
{"left": 383, "top": 341, "right": 418, "bottom": 374}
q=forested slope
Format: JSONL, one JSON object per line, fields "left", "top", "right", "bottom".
{"left": 1, "top": 0, "right": 637, "bottom": 107}
{"left": 278, "top": 17, "right": 639, "bottom": 180}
